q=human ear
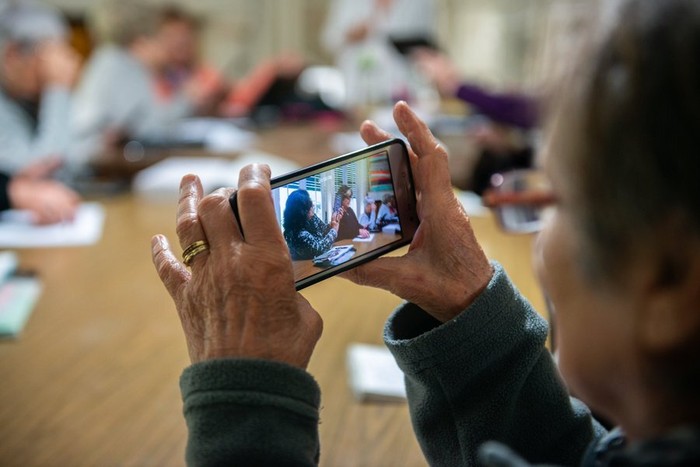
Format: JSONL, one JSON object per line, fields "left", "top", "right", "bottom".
{"left": 637, "top": 238, "right": 700, "bottom": 352}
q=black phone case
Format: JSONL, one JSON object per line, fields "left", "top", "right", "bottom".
{"left": 229, "top": 138, "right": 417, "bottom": 290}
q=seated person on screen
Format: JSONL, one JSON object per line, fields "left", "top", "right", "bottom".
{"left": 334, "top": 185, "right": 370, "bottom": 241}
{"left": 376, "top": 193, "right": 399, "bottom": 226}
{"left": 282, "top": 189, "right": 339, "bottom": 260}
{"left": 358, "top": 196, "right": 377, "bottom": 231}
{"left": 0, "top": 1, "right": 79, "bottom": 173}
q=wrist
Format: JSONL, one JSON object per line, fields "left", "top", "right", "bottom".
{"left": 427, "top": 259, "right": 494, "bottom": 322}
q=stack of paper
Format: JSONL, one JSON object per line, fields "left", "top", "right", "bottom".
{"left": 0, "top": 203, "right": 105, "bottom": 249}
{"left": 346, "top": 343, "right": 406, "bottom": 402}
{"left": 0, "top": 251, "right": 42, "bottom": 338}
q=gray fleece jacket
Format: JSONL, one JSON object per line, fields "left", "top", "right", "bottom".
{"left": 179, "top": 262, "right": 607, "bottom": 466}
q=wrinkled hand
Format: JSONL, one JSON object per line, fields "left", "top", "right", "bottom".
{"left": 151, "top": 166, "right": 323, "bottom": 368}
{"left": 7, "top": 177, "right": 80, "bottom": 225}
{"left": 342, "top": 102, "right": 493, "bottom": 322}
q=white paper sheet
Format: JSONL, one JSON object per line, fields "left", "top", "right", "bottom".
{"left": 352, "top": 233, "right": 375, "bottom": 242}
{"left": 132, "top": 153, "right": 300, "bottom": 201}
{"left": 0, "top": 203, "right": 105, "bottom": 248}
{"left": 346, "top": 343, "right": 406, "bottom": 402}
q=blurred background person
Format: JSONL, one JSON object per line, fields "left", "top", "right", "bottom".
{"left": 154, "top": 5, "right": 227, "bottom": 116}
{"left": 154, "top": 4, "right": 328, "bottom": 125}
{"left": 414, "top": 48, "right": 539, "bottom": 195}
{"left": 0, "top": 0, "right": 79, "bottom": 173}
{"left": 321, "top": 0, "right": 437, "bottom": 109}
{"left": 70, "top": 0, "right": 213, "bottom": 163}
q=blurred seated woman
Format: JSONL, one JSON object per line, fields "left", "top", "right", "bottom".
{"left": 283, "top": 189, "right": 339, "bottom": 260}
{"left": 335, "top": 185, "right": 370, "bottom": 241}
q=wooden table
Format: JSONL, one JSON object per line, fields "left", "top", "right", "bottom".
{"left": 0, "top": 125, "right": 547, "bottom": 466}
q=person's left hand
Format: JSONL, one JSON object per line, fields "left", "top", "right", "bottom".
{"left": 359, "top": 228, "right": 370, "bottom": 239}
{"left": 151, "top": 165, "right": 323, "bottom": 369}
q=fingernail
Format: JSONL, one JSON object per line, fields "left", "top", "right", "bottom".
{"left": 152, "top": 235, "right": 167, "bottom": 249}
{"left": 179, "top": 174, "right": 196, "bottom": 194}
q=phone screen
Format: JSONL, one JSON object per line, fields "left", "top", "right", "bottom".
{"left": 232, "top": 139, "right": 418, "bottom": 290}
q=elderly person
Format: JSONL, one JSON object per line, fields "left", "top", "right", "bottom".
{"left": 151, "top": 0, "right": 700, "bottom": 464}
{"left": 0, "top": 0, "right": 79, "bottom": 173}
{"left": 70, "top": 0, "right": 209, "bottom": 162}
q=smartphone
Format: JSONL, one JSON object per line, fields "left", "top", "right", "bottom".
{"left": 229, "top": 138, "right": 419, "bottom": 290}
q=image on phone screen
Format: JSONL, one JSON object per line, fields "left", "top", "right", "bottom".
{"left": 230, "top": 139, "right": 417, "bottom": 290}
{"left": 276, "top": 149, "right": 405, "bottom": 284}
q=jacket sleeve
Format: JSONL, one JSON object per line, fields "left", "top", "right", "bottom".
{"left": 180, "top": 358, "right": 321, "bottom": 467}
{"left": 456, "top": 84, "right": 538, "bottom": 130}
{"left": 0, "top": 172, "right": 11, "bottom": 211}
{"left": 0, "top": 86, "right": 71, "bottom": 172}
{"left": 384, "top": 262, "right": 606, "bottom": 466}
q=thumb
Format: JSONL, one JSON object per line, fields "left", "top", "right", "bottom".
{"left": 341, "top": 256, "right": 405, "bottom": 295}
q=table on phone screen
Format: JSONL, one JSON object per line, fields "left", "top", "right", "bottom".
{"left": 291, "top": 232, "right": 401, "bottom": 282}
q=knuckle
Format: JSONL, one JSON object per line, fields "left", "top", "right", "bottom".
{"left": 198, "top": 193, "right": 225, "bottom": 216}
{"left": 176, "top": 212, "right": 199, "bottom": 239}
{"left": 238, "top": 181, "right": 271, "bottom": 205}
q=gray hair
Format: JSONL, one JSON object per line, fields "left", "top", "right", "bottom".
{"left": 0, "top": 0, "right": 67, "bottom": 50}
{"left": 550, "top": 0, "right": 700, "bottom": 284}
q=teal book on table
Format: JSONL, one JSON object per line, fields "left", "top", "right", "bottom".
{"left": 0, "top": 251, "right": 42, "bottom": 338}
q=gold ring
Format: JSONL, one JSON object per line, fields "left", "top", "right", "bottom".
{"left": 182, "top": 240, "right": 209, "bottom": 267}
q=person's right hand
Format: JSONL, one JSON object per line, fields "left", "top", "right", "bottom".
{"left": 38, "top": 41, "right": 80, "bottom": 89}
{"left": 8, "top": 177, "right": 80, "bottom": 225}
{"left": 342, "top": 102, "right": 493, "bottom": 322}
